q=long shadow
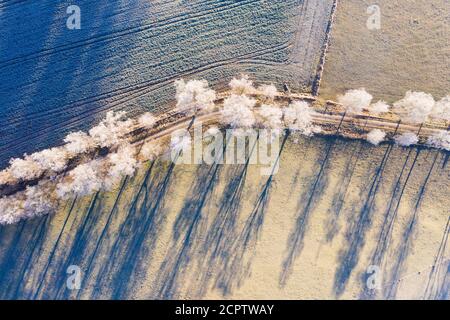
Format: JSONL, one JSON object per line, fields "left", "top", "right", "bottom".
{"left": 361, "top": 147, "right": 421, "bottom": 298}
{"left": 95, "top": 119, "right": 200, "bottom": 299}
{"left": 285, "top": 135, "right": 316, "bottom": 201}
{"left": 333, "top": 141, "right": 395, "bottom": 297}
{"left": 423, "top": 216, "right": 449, "bottom": 300}
{"left": 190, "top": 134, "right": 263, "bottom": 297}
{"left": 91, "top": 160, "right": 177, "bottom": 299}
{"left": 212, "top": 133, "right": 288, "bottom": 296}
{"left": 30, "top": 192, "right": 101, "bottom": 299}
{"left": 0, "top": 214, "right": 51, "bottom": 299}
{"left": 435, "top": 263, "right": 449, "bottom": 300}
{"left": 323, "top": 119, "right": 370, "bottom": 243}
{"left": 4, "top": 215, "right": 52, "bottom": 299}
{"left": 379, "top": 151, "right": 440, "bottom": 299}
{"left": 53, "top": 176, "right": 130, "bottom": 299}
{"left": 154, "top": 161, "right": 223, "bottom": 299}
{"left": 109, "top": 161, "right": 176, "bottom": 299}
{"left": 86, "top": 162, "right": 155, "bottom": 297}
{"left": 190, "top": 164, "right": 250, "bottom": 298}
{"left": 280, "top": 115, "right": 351, "bottom": 282}
{"left": 280, "top": 118, "right": 347, "bottom": 286}
{"left": 29, "top": 196, "right": 79, "bottom": 299}
{"left": 325, "top": 138, "right": 367, "bottom": 242}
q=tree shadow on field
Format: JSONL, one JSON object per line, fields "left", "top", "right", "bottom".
{"left": 333, "top": 142, "right": 395, "bottom": 297}
{"left": 211, "top": 134, "right": 288, "bottom": 296}
{"left": 153, "top": 162, "right": 223, "bottom": 299}
{"left": 90, "top": 160, "right": 177, "bottom": 299}
{"left": 357, "top": 147, "right": 420, "bottom": 299}
{"left": 325, "top": 139, "right": 365, "bottom": 242}
{"left": 380, "top": 152, "right": 441, "bottom": 299}
{"left": 423, "top": 215, "right": 450, "bottom": 300}
{"left": 280, "top": 132, "right": 343, "bottom": 286}
{"left": 0, "top": 215, "right": 51, "bottom": 299}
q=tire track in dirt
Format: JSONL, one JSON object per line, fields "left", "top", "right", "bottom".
{"left": 0, "top": 0, "right": 261, "bottom": 68}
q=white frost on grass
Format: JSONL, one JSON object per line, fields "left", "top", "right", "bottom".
{"left": 393, "top": 91, "right": 435, "bottom": 124}
{"left": 394, "top": 132, "right": 419, "bottom": 147}
{"left": 427, "top": 130, "right": 450, "bottom": 151}
{"left": 338, "top": 88, "right": 372, "bottom": 113}
{"left": 221, "top": 94, "right": 256, "bottom": 128}
{"left": 283, "top": 101, "right": 320, "bottom": 136}
{"left": 366, "top": 129, "right": 386, "bottom": 145}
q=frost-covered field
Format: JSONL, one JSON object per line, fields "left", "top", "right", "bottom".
{"left": 0, "top": 0, "right": 333, "bottom": 167}
{"left": 0, "top": 0, "right": 448, "bottom": 300}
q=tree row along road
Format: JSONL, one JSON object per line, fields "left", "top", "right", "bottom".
{"left": 134, "top": 91, "right": 448, "bottom": 145}
{"left": 0, "top": 91, "right": 448, "bottom": 198}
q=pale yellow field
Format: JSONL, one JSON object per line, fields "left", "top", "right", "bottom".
{"left": 320, "top": 0, "right": 450, "bottom": 102}
{"left": 2, "top": 135, "right": 447, "bottom": 299}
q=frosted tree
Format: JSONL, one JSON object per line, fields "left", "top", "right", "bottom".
{"left": 175, "top": 79, "right": 216, "bottom": 112}
{"left": 338, "top": 88, "right": 373, "bottom": 113}
{"left": 138, "top": 112, "right": 157, "bottom": 128}
{"left": 430, "top": 95, "right": 450, "bottom": 122}
{"left": 427, "top": 130, "right": 450, "bottom": 151}
{"left": 229, "top": 75, "right": 255, "bottom": 95}
{"left": 366, "top": 129, "right": 386, "bottom": 145}
{"left": 221, "top": 94, "right": 257, "bottom": 128}
{"left": 64, "top": 131, "right": 94, "bottom": 154}
{"left": 283, "top": 101, "right": 321, "bottom": 136}
{"left": 394, "top": 132, "right": 419, "bottom": 147}
{"left": 89, "top": 111, "right": 133, "bottom": 148}
{"left": 257, "top": 84, "right": 278, "bottom": 100}
{"left": 393, "top": 91, "right": 435, "bottom": 124}
{"left": 368, "top": 100, "right": 390, "bottom": 115}
{"left": 257, "top": 104, "right": 283, "bottom": 130}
